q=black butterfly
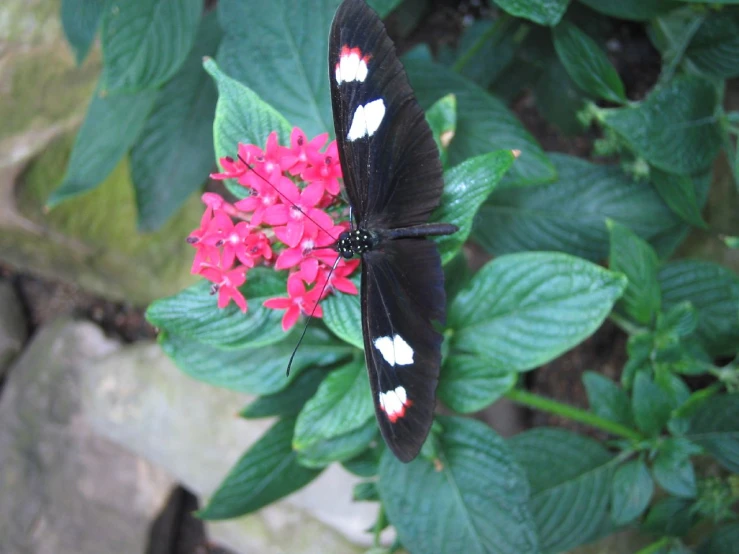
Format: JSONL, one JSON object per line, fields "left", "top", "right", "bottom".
{"left": 329, "top": 0, "right": 457, "bottom": 462}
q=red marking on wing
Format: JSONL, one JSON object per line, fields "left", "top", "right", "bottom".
{"left": 381, "top": 399, "right": 413, "bottom": 423}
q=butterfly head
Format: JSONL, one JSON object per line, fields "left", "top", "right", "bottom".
{"left": 335, "top": 228, "right": 376, "bottom": 259}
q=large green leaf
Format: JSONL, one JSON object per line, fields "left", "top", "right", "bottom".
{"left": 425, "top": 94, "right": 457, "bottom": 168}
{"left": 403, "top": 54, "right": 555, "bottom": 187}
{"left": 475, "top": 154, "right": 686, "bottom": 261}
{"left": 100, "top": 0, "right": 202, "bottom": 92}
{"left": 509, "top": 428, "right": 616, "bottom": 553}
{"left": 610, "top": 459, "right": 653, "bottom": 525}
{"left": 322, "top": 276, "right": 362, "bottom": 349}
{"left": 607, "top": 220, "right": 661, "bottom": 325}
{"left": 578, "top": 0, "right": 679, "bottom": 21}
{"left": 651, "top": 168, "right": 708, "bottom": 229}
{"left": 48, "top": 85, "right": 157, "bottom": 207}
{"left": 379, "top": 416, "right": 538, "bottom": 554}
{"left": 293, "top": 359, "right": 374, "bottom": 450}
{"left": 493, "top": 0, "right": 570, "bottom": 26}
{"left": 198, "top": 418, "right": 322, "bottom": 520}
{"left": 553, "top": 20, "right": 626, "bottom": 103}
{"left": 687, "top": 394, "right": 739, "bottom": 473}
{"left": 658, "top": 260, "right": 739, "bottom": 356}
{"left": 599, "top": 77, "right": 722, "bottom": 175}
{"left": 161, "top": 326, "right": 352, "bottom": 396}
{"left": 297, "top": 418, "right": 377, "bottom": 468}
{"left": 685, "top": 12, "right": 739, "bottom": 79}
{"left": 433, "top": 150, "right": 516, "bottom": 264}
{"left": 448, "top": 253, "right": 626, "bottom": 372}
{"left": 130, "top": 12, "right": 221, "bottom": 231}
{"left": 632, "top": 372, "right": 674, "bottom": 437}
{"left": 439, "top": 354, "right": 517, "bottom": 414}
{"left": 217, "top": 0, "right": 339, "bottom": 137}
{"left": 240, "top": 367, "right": 329, "bottom": 419}
{"left": 146, "top": 268, "right": 286, "bottom": 350}
{"left": 61, "top": 0, "right": 105, "bottom": 64}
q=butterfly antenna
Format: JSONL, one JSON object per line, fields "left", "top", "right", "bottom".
{"left": 286, "top": 255, "right": 342, "bottom": 377}
{"left": 237, "top": 154, "right": 337, "bottom": 241}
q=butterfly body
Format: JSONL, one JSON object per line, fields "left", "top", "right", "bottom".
{"left": 330, "top": 0, "right": 457, "bottom": 462}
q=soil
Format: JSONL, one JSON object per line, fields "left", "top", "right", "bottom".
{"left": 0, "top": 1, "right": 666, "bottom": 552}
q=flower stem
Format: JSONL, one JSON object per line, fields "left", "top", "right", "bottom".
{"left": 505, "top": 388, "right": 643, "bottom": 442}
{"left": 634, "top": 537, "right": 671, "bottom": 554}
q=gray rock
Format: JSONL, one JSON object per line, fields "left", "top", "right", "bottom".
{"left": 83, "top": 341, "right": 373, "bottom": 553}
{"left": 0, "top": 280, "right": 26, "bottom": 377}
{"left": 0, "top": 319, "right": 176, "bottom": 554}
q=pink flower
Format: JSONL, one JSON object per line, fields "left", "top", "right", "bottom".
{"left": 302, "top": 141, "right": 343, "bottom": 196}
{"left": 316, "top": 259, "right": 360, "bottom": 297}
{"left": 280, "top": 128, "right": 329, "bottom": 175}
{"left": 234, "top": 173, "right": 292, "bottom": 226}
{"left": 264, "top": 181, "right": 334, "bottom": 247}
{"left": 264, "top": 274, "right": 324, "bottom": 331}
{"left": 200, "top": 263, "right": 248, "bottom": 312}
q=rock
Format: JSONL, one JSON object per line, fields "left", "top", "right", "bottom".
{"left": 0, "top": 319, "right": 176, "bottom": 554}
{"left": 83, "top": 340, "right": 372, "bottom": 553}
{"left": 0, "top": 0, "right": 201, "bottom": 306}
{"left": 0, "top": 280, "right": 26, "bottom": 377}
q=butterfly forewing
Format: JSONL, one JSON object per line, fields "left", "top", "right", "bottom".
{"left": 329, "top": 0, "right": 445, "bottom": 229}
{"left": 330, "top": 0, "right": 452, "bottom": 462}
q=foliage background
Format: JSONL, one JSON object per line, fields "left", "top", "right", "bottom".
{"left": 48, "top": 0, "right": 739, "bottom": 553}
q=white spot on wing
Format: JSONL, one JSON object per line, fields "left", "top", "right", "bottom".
{"left": 335, "top": 48, "right": 368, "bottom": 84}
{"left": 378, "top": 386, "right": 409, "bottom": 422}
{"left": 347, "top": 99, "right": 385, "bottom": 141}
{"left": 373, "top": 334, "right": 414, "bottom": 366}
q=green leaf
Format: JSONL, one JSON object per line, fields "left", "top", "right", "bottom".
{"left": 379, "top": 416, "right": 538, "bottom": 554}
{"left": 611, "top": 459, "right": 654, "bottom": 525}
{"left": 697, "top": 523, "right": 739, "bottom": 554}
{"left": 578, "top": 0, "right": 679, "bottom": 21}
{"left": 553, "top": 21, "right": 626, "bottom": 103}
{"left": 297, "top": 418, "right": 377, "bottom": 469}
{"left": 509, "top": 428, "right": 616, "bottom": 553}
{"left": 439, "top": 354, "right": 516, "bottom": 414}
{"left": 475, "top": 153, "right": 687, "bottom": 261}
{"left": 294, "top": 359, "right": 374, "bottom": 450}
{"left": 403, "top": 55, "right": 555, "bottom": 187}
{"left": 658, "top": 260, "right": 739, "bottom": 356}
{"left": 534, "top": 57, "right": 590, "bottom": 136}
{"left": 239, "top": 367, "right": 329, "bottom": 419}
{"left": 217, "top": 0, "right": 338, "bottom": 137}
{"left": 130, "top": 12, "right": 221, "bottom": 231}
{"left": 342, "top": 443, "right": 383, "bottom": 477}
{"left": 322, "top": 276, "right": 362, "bottom": 349}
{"left": 353, "top": 480, "right": 379, "bottom": 502}
{"left": 686, "top": 12, "right": 739, "bottom": 79}
{"left": 198, "top": 417, "right": 322, "bottom": 520}
{"left": 493, "top": 0, "right": 570, "bottom": 26}
{"left": 599, "top": 76, "right": 722, "bottom": 175}
{"left": 651, "top": 169, "right": 707, "bottom": 228}
{"left": 583, "top": 371, "right": 635, "bottom": 428}
{"left": 161, "top": 326, "right": 350, "bottom": 396}
{"left": 632, "top": 372, "right": 673, "bottom": 436}
{"left": 642, "top": 497, "right": 695, "bottom": 537}
{"left": 100, "top": 0, "right": 202, "bottom": 92}
{"left": 433, "top": 150, "right": 516, "bottom": 264}
{"left": 48, "top": 86, "right": 157, "bottom": 207}
{"left": 425, "top": 94, "right": 457, "bottom": 167}
{"left": 146, "top": 269, "right": 286, "bottom": 349}
{"left": 652, "top": 437, "right": 699, "bottom": 498}
{"left": 204, "top": 58, "right": 293, "bottom": 199}
{"left": 449, "top": 252, "right": 626, "bottom": 372}
{"left": 686, "top": 394, "right": 739, "bottom": 473}
{"left": 61, "top": 0, "right": 104, "bottom": 64}
{"left": 607, "top": 219, "right": 661, "bottom": 324}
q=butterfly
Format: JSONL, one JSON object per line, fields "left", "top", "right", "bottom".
{"left": 329, "top": 0, "right": 458, "bottom": 462}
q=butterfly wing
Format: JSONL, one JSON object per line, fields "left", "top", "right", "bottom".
{"left": 329, "top": 0, "right": 444, "bottom": 229}
{"left": 361, "top": 238, "right": 446, "bottom": 462}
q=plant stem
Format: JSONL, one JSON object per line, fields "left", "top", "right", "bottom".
{"left": 505, "top": 388, "right": 643, "bottom": 442}
{"left": 656, "top": 14, "right": 706, "bottom": 84}
{"left": 373, "top": 504, "right": 386, "bottom": 547}
{"left": 635, "top": 537, "right": 671, "bottom": 554}
{"left": 452, "top": 14, "right": 512, "bottom": 73}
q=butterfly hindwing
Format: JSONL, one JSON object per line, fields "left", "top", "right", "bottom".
{"left": 329, "top": 0, "right": 444, "bottom": 229}
{"left": 362, "top": 238, "right": 446, "bottom": 462}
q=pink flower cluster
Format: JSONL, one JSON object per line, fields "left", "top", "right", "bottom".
{"left": 187, "top": 127, "right": 359, "bottom": 330}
